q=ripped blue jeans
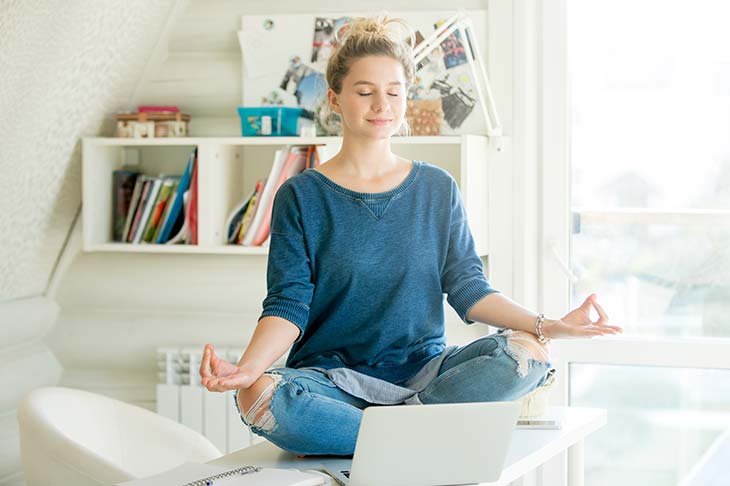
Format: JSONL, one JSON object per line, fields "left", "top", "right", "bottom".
{"left": 233, "top": 331, "right": 553, "bottom": 456}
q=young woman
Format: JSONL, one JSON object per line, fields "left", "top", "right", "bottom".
{"left": 200, "top": 15, "right": 622, "bottom": 456}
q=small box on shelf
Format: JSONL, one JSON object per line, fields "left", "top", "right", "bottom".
{"left": 237, "top": 106, "right": 303, "bottom": 136}
{"left": 116, "top": 108, "right": 191, "bottom": 138}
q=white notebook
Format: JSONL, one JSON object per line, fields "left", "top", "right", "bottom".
{"left": 117, "top": 462, "right": 326, "bottom": 486}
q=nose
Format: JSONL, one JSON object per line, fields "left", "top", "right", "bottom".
{"left": 371, "top": 92, "right": 389, "bottom": 113}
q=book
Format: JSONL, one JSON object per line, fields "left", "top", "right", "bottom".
{"left": 142, "top": 177, "right": 177, "bottom": 243}
{"left": 302, "top": 144, "right": 321, "bottom": 169}
{"left": 165, "top": 191, "right": 190, "bottom": 245}
{"left": 153, "top": 180, "right": 179, "bottom": 243}
{"left": 307, "top": 145, "right": 321, "bottom": 169}
{"left": 312, "top": 145, "right": 321, "bottom": 168}
{"left": 157, "top": 150, "right": 195, "bottom": 244}
{"left": 121, "top": 173, "right": 146, "bottom": 242}
{"left": 237, "top": 180, "right": 264, "bottom": 244}
{"left": 127, "top": 177, "right": 153, "bottom": 243}
{"left": 225, "top": 184, "right": 258, "bottom": 244}
{"left": 304, "top": 146, "right": 313, "bottom": 170}
{"left": 116, "top": 462, "right": 325, "bottom": 486}
{"left": 132, "top": 178, "right": 162, "bottom": 244}
{"left": 227, "top": 199, "right": 249, "bottom": 244}
{"left": 112, "top": 170, "right": 139, "bottom": 242}
{"left": 250, "top": 147, "right": 308, "bottom": 246}
{"left": 186, "top": 149, "right": 199, "bottom": 245}
{"left": 241, "top": 149, "right": 286, "bottom": 246}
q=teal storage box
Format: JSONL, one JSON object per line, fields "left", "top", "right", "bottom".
{"left": 237, "top": 107, "right": 303, "bottom": 136}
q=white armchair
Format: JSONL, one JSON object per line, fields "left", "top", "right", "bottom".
{"left": 17, "top": 386, "right": 222, "bottom": 486}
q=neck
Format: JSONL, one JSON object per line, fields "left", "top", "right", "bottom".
{"left": 331, "top": 131, "right": 398, "bottom": 178}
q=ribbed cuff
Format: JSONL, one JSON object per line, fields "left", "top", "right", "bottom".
{"left": 259, "top": 297, "right": 309, "bottom": 342}
{"left": 448, "top": 278, "right": 499, "bottom": 324}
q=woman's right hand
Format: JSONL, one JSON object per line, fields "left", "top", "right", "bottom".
{"left": 199, "top": 343, "right": 258, "bottom": 392}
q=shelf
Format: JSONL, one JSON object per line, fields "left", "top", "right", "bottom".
{"left": 82, "top": 135, "right": 472, "bottom": 146}
{"left": 87, "top": 243, "right": 269, "bottom": 255}
{"left": 82, "top": 134, "right": 497, "bottom": 257}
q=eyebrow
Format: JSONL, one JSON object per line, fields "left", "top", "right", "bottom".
{"left": 352, "top": 81, "right": 403, "bottom": 87}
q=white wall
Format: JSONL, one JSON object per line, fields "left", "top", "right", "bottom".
{"left": 0, "top": 1, "right": 178, "bottom": 483}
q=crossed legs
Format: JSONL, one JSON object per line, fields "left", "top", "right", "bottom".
{"left": 235, "top": 331, "right": 553, "bottom": 455}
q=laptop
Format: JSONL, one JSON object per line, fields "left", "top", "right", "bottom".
{"left": 320, "top": 400, "right": 521, "bottom": 486}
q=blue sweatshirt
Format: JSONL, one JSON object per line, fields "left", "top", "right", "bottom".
{"left": 258, "top": 160, "right": 499, "bottom": 385}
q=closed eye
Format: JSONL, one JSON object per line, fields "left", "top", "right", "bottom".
{"left": 358, "top": 93, "right": 400, "bottom": 97}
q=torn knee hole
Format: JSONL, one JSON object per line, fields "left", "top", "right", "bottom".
{"left": 508, "top": 331, "right": 550, "bottom": 359}
{"left": 238, "top": 374, "right": 281, "bottom": 431}
{"left": 504, "top": 331, "right": 550, "bottom": 377}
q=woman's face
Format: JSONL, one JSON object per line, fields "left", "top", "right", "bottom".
{"left": 329, "top": 55, "right": 407, "bottom": 140}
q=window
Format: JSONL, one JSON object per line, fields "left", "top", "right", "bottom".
{"left": 561, "top": 1, "right": 730, "bottom": 484}
{"left": 571, "top": 364, "right": 730, "bottom": 485}
{"left": 568, "top": 0, "right": 730, "bottom": 338}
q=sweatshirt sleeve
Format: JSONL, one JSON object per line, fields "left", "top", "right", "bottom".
{"left": 258, "top": 182, "right": 314, "bottom": 342}
{"left": 440, "top": 178, "right": 499, "bottom": 324}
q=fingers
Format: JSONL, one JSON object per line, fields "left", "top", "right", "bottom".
{"left": 574, "top": 328, "right": 608, "bottom": 338}
{"left": 209, "top": 347, "right": 221, "bottom": 373}
{"left": 202, "top": 373, "right": 252, "bottom": 393}
{"left": 202, "top": 374, "right": 225, "bottom": 392}
{"left": 576, "top": 323, "right": 622, "bottom": 338}
{"left": 199, "top": 343, "right": 213, "bottom": 380}
{"left": 590, "top": 295, "right": 610, "bottom": 326}
{"left": 202, "top": 376, "right": 228, "bottom": 392}
{"left": 580, "top": 294, "right": 595, "bottom": 314}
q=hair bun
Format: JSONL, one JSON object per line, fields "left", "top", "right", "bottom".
{"left": 335, "top": 14, "right": 415, "bottom": 49}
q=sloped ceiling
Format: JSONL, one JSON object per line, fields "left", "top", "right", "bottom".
{"left": 0, "top": 0, "right": 177, "bottom": 299}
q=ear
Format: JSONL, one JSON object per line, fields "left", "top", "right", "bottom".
{"left": 327, "top": 88, "right": 340, "bottom": 114}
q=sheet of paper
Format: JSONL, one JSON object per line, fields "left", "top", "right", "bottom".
{"left": 117, "top": 462, "right": 327, "bottom": 486}
{"left": 238, "top": 16, "right": 313, "bottom": 80}
{"left": 118, "top": 462, "right": 229, "bottom": 486}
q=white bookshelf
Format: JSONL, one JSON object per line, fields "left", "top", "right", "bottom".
{"left": 82, "top": 135, "right": 496, "bottom": 256}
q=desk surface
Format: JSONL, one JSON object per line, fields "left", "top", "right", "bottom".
{"left": 211, "top": 406, "right": 606, "bottom": 486}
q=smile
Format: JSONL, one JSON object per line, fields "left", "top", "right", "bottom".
{"left": 367, "top": 119, "right": 392, "bottom": 125}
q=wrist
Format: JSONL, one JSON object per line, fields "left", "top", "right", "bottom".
{"left": 534, "top": 314, "right": 553, "bottom": 343}
{"left": 539, "top": 318, "right": 561, "bottom": 340}
{"left": 236, "top": 358, "right": 265, "bottom": 376}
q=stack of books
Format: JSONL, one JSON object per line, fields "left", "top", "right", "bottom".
{"left": 226, "top": 145, "right": 321, "bottom": 247}
{"left": 112, "top": 148, "right": 198, "bottom": 245}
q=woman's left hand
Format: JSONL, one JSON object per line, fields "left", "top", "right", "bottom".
{"left": 542, "top": 293, "right": 623, "bottom": 339}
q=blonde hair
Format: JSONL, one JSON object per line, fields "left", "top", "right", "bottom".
{"left": 325, "top": 14, "right": 416, "bottom": 136}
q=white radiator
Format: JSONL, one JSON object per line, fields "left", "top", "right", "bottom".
{"left": 156, "top": 347, "right": 278, "bottom": 453}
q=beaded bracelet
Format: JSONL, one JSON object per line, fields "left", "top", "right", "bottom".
{"left": 536, "top": 313, "right": 551, "bottom": 344}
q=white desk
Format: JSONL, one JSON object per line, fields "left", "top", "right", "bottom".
{"left": 211, "top": 406, "right": 606, "bottom": 486}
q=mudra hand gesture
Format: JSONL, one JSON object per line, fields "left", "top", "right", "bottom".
{"left": 199, "top": 343, "right": 256, "bottom": 392}
{"left": 543, "top": 293, "right": 623, "bottom": 339}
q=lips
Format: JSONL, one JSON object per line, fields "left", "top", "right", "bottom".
{"left": 367, "top": 119, "right": 392, "bottom": 124}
